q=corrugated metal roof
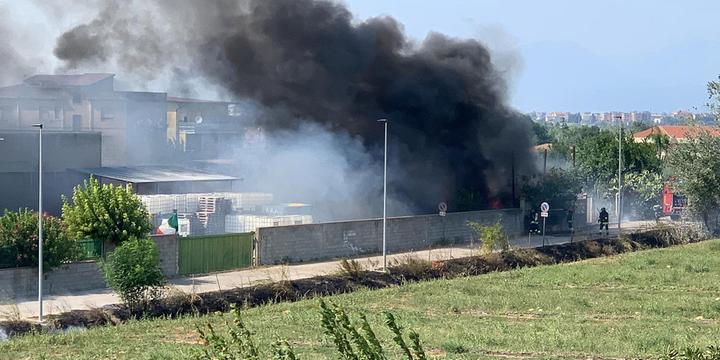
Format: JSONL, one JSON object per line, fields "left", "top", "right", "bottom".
{"left": 24, "top": 73, "right": 114, "bottom": 87}
{"left": 74, "top": 166, "right": 238, "bottom": 184}
{"left": 167, "top": 96, "right": 227, "bottom": 104}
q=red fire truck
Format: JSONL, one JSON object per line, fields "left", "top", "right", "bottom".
{"left": 662, "top": 183, "right": 687, "bottom": 220}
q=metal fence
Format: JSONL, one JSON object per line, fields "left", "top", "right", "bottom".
{"left": 178, "top": 233, "right": 253, "bottom": 275}
{"left": 78, "top": 239, "right": 104, "bottom": 260}
{"left": 0, "top": 247, "right": 16, "bottom": 268}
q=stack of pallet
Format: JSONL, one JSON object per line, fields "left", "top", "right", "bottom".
{"left": 140, "top": 194, "right": 190, "bottom": 214}
{"left": 196, "top": 196, "right": 219, "bottom": 228}
{"left": 225, "top": 214, "right": 313, "bottom": 233}
{"left": 196, "top": 196, "right": 233, "bottom": 231}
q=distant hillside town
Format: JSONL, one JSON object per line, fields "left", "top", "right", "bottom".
{"left": 528, "top": 110, "right": 716, "bottom": 125}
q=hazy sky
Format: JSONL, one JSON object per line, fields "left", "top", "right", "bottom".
{"left": 5, "top": 0, "right": 720, "bottom": 113}
{"left": 344, "top": 0, "right": 720, "bottom": 113}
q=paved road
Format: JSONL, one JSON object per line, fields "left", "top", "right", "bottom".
{"left": 0, "top": 221, "right": 655, "bottom": 321}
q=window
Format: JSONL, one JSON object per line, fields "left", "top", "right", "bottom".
{"left": 54, "top": 106, "right": 62, "bottom": 121}
{"left": 40, "top": 107, "right": 52, "bottom": 122}
{"left": 72, "top": 93, "right": 82, "bottom": 104}
{"left": 0, "top": 106, "right": 13, "bottom": 124}
{"left": 228, "top": 104, "right": 242, "bottom": 117}
{"left": 101, "top": 108, "right": 114, "bottom": 121}
{"left": 72, "top": 115, "right": 82, "bottom": 131}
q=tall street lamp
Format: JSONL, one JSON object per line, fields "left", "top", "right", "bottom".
{"left": 32, "top": 123, "right": 43, "bottom": 323}
{"left": 614, "top": 115, "right": 623, "bottom": 233}
{"left": 378, "top": 119, "right": 388, "bottom": 272}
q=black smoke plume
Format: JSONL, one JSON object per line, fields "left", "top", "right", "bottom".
{"left": 0, "top": 5, "right": 37, "bottom": 86}
{"left": 53, "top": 0, "right": 535, "bottom": 213}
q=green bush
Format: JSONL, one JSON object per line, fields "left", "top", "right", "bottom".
{"left": 337, "top": 258, "right": 364, "bottom": 279}
{"left": 0, "top": 209, "right": 81, "bottom": 270}
{"left": 467, "top": 220, "right": 509, "bottom": 254}
{"left": 197, "top": 300, "right": 427, "bottom": 359}
{"left": 63, "top": 177, "right": 152, "bottom": 245}
{"left": 102, "top": 237, "right": 165, "bottom": 307}
{"left": 661, "top": 345, "right": 720, "bottom": 360}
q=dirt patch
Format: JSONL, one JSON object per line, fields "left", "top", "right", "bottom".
{"left": 0, "top": 228, "right": 708, "bottom": 339}
{"left": 165, "top": 329, "right": 205, "bottom": 345}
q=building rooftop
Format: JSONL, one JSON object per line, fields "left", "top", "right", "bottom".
{"left": 74, "top": 166, "right": 238, "bottom": 184}
{"left": 167, "top": 96, "right": 228, "bottom": 104}
{"left": 633, "top": 125, "right": 720, "bottom": 140}
{"left": 23, "top": 73, "right": 114, "bottom": 87}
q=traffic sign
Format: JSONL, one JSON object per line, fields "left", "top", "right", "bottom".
{"left": 540, "top": 211, "right": 549, "bottom": 218}
{"left": 439, "top": 211, "right": 446, "bottom": 217}
{"left": 540, "top": 202, "right": 550, "bottom": 212}
{"left": 438, "top": 202, "right": 448, "bottom": 212}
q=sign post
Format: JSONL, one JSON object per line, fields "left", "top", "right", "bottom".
{"left": 540, "top": 202, "right": 550, "bottom": 247}
{"left": 438, "top": 202, "right": 447, "bottom": 243}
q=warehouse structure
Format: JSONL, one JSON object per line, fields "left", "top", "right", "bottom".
{"left": 0, "top": 130, "right": 102, "bottom": 214}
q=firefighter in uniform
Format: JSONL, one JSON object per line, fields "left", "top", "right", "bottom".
{"left": 529, "top": 212, "right": 540, "bottom": 235}
{"left": 653, "top": 205, "right": 663, "bottom": 223}
{"left": 598, "top": 207, "right": 609, "bottom": 235}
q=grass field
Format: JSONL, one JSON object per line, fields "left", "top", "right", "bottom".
{"left": 2, "top": 240, "right": 720, "bottom": 359}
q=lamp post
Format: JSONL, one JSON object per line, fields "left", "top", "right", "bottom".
{"left": 32, "top": 123, "right": 43, "bottom": 323}
{"left": 614, "top": 115, "right": 623, "bottom": 233}
{"left": 378, "top": 119, "right": 388, "bottom": 272}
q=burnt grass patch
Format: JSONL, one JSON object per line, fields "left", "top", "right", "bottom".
{"left": 0, "top": 227, "right": 708, "bottom": 339}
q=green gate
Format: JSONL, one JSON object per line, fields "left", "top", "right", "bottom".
{"left": 178, "top": 233, "right": 253, "bottom": 275}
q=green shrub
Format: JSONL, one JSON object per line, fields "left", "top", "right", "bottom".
{"left": 441, "top": 341, "right": 468, "bottom": 354}
{"left": 197, "top": 300, "right": 427, "bottom": 359}
{"left": 467, "top": 220, "right": 509, "bottom": 254}
{"left": 102, "top": 237, "right": 165, "bottom": 307}
{"left": 661, "top": 345, "right": 720, "bottom": 360}
{"left": 337, "top": 258, "right": 364, "bottom": 279}
{"left": 390, "top": 256, "right": 433, "bottom": 278}
{"left": 0, "top": 209, "right": 81, "bottom": 270}
{"left": 62, "top": 177, "right": 152, "bottom": 245}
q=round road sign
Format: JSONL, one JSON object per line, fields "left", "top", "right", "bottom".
{"left": 540, "top": 202, "right": 550, "bottom": 212}
{"left": 438, "top": 202, "right": 448, "bottom": 212}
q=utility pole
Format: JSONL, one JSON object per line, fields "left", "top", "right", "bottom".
{"left": 615, "top": 115, "right": 623, "bottom": 233}
{"left": 511, "top": 151, "right": 516, "bottom": 207}
{"left": 32, "top": 123, "right": 43, "bottom": 323}
{"left": 378, "top": 119, "right": 388, "bottom": 272}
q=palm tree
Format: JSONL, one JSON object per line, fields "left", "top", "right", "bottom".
{"left": 648, "top": 132, "right": 671, "bottom": 158}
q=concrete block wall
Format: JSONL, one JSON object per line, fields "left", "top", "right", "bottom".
{"left": 257, "top": 209, "right": 522, "bottom": 265}
{"left": 0, "top": 261, "right": 106, "bottom": 301}
{"left": 0, "top": 235, "right": 180, "bottom": 301}
{"left": 151, "top": 234, "right": 179, "bottom": 277}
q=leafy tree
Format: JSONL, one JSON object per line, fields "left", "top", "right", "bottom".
{"left": 666, "top": 128, "right": 720, "bottom": 230}
{"left": 0, "top": 209, "right": 81, "bottom": 270}
{"left": 707, "top": 76, "right": 720, "bottom": 117}
{"left": 102, "top": 237, "right": 165, "bottom": 307}
{"left": 574, "top": 129, "right": 661, "bottom": 193}
{"left": 521, "top": 168, "right": 583, "bottom": 212}
{"left": 622, "top": 170, "right": 664, "bottom": 219}
{"left": 531, "top": 121, "right": 554, "bottom": 145}
{"left": 62, "top": 177, "right": 152, "bottom": 245}
{"left": 647, "top": 132, "right": 672, "bottom": 158}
